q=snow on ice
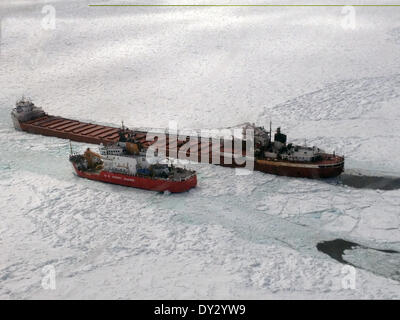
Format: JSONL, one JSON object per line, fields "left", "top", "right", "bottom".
{"left": 0, "top": 0, "right": 400, "bottom": 299}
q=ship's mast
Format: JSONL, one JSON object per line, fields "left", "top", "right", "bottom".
{"left": 269, "top": 121, "right": 272, "bottom": 144}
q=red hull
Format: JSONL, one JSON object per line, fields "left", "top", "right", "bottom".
{"left": 72, "top": 164, "right": 197, "bottom": 193}
{"left": 16, "top": 115, "right": 344, "bottom": 179}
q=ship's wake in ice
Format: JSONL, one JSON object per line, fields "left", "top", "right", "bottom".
{"left": 336, "top": 172, "right": 400, "bottom": 190}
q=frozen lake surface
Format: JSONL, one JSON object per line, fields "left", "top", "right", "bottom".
{"left": 1, "top": 0, "right": 400, "bottom": 299}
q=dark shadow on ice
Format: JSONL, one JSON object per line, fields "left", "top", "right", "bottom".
{"left": 317, "top": 239, "right": 400, "bottom": 281}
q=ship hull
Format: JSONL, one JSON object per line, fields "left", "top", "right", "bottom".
{"left": 15, "top": 115, "right": 344, "bottom": 179}
{"left": 255, "top": 158, "right": 344, "bottom": 179}
{"left": 72, "top": 164, "right": 197, "bottom": 193}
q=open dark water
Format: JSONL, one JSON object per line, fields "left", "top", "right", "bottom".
{"left": 317, "top": 239, "right": 400, "bottom": 281}
{"left": 338, "top": 173, "right": 400, "bottom": 190}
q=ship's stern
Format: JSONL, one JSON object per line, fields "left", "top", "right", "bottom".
{"left": 11, "top": 99, "right": 46, "bottom": 131}
{"left": 10, "top": 110, "right": 22, "bottom": 130}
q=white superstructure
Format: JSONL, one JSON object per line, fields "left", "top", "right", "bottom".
{"left": 11, "top": 98, "right": 46, "bottom": 130}
{"left": 279, "top": 146, "right": 324, "bottom": 162}
{"left": 98, "top": 142, "right": 163, "bottom": 176}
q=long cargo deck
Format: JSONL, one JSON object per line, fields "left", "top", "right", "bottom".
{"left": 18, "top": 114, "right": 247, "bottom": 164}
{"left": 20, "top": 115, "right": 121, "bottom": 145}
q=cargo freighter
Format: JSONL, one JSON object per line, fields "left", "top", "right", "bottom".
{"left": 11, "top": 98, "right": 344, "bottom": 179}
{"left": 69, "top": 142, "right": 197, "bottom": 193}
